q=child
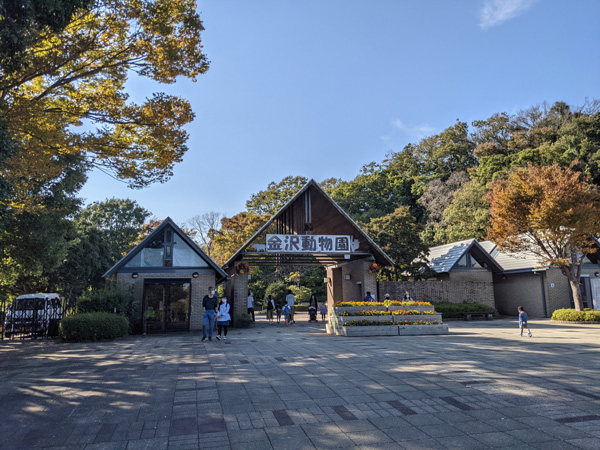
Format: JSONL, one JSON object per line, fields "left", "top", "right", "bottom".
{"left": 518, "top": 306, "right": 532, "bottom": 337}
{"left": 283, "top": 304, "right": 290, "bottom": 325}
{"left": 276, "top": 300, "right": 283, "bottom": 323}
{"left": 319, "top": 302, "right": 327, "bottom": 321}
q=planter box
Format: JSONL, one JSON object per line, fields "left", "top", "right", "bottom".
{"left": 392, "top": 313, "right": 442, "bottom": 323}
{"left": 387, "top": 305, "right": 435, "bottom": 313}
{"left": 339, "top": 325, "right": 398, "bottom": 337}
{"left": 339, "top": 315, "right": 393, "bottom": 324}
{"left": 335, "top": 305, "right": 388, "bottom": 314}
{"left": 397, "top": 324, "right": 449, "bottom": 336}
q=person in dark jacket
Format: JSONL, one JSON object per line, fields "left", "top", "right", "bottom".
{"left": 202, "top": 286, "right": 218, "bottom": 341}
{"left": 308, "top": 294, "right": 319, "bottom": 322}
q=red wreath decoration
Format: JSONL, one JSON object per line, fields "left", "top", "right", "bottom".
{"left": 369, "top": 263, "right": 382, "bottom": 273}
{"left": 236, "top": 262, "right": 249, "bottom": 274}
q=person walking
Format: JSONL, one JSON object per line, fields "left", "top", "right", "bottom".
{"left": 266, "top": 295, "right": 275, "bottom": 323}
{"left": 518, "top": 306, "right": 532, "bottom": 337}
{"left": 319, "top": 302, "right": 327, "bottom": 321}
{"left": 283, "top": 303, "right": 290, "bottom": 325}
{"left": 247, "top": 292, "right": 255, "bottom": 322}
{"left": 276, "top": 299, "right": 283, "bottom": 323}
{"left": 308, "top": 294, "right": 318, "bottom": 322}
{"left": 202, "top": 286, "right": 218, "bottom": 341}
{"left": 216, "top": 296, "right": 231, "bottom": 340}
{"left": 285, "top": 290, "right": 295, "bottom": 324}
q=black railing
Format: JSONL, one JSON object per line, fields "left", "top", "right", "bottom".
{"left": 1, "top": 298, "right": 65, "bottom": 341}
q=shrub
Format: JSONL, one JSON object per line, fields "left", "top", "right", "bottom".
{"left": 289, "top": 285, "right": 311, "bottom": 303}
{"left": 77, "top": 283, "right": 133, "bottom": 316}
{"left": 234, "top": 313, "right": 253, "bottom": 328}
{"left": 431, "top": 301, "right": 495, "bottom": 319}
{"left": 60, "top": 312, "right": 129, "bottom": 341}
{"left": 265, "top": 281, "right": 288, "bottom": 305}
{"left": 551, "top": 309, "right": 600, "bottom": 322}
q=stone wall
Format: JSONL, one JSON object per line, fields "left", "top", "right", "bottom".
{"left": 378, "top": 270, "right": 495, "bottom": 309}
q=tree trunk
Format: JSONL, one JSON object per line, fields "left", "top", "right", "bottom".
{"left": 568, "top": 276, "right": 584, "bottom": 311}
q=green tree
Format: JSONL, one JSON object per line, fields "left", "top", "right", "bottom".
{"left": 413, "top": 121, "right": 477, "bottom": 182}
{"left": 74, "top": 198, "right": 151, "bottom": 261}
{"left": 264, "top": 280, "right": 288, "bottom": 306}
{"left": 440, "top": 181, "right": 490, "bottom": 243}
{"left": 0, "top": 154, "right": 85, "bottom": 296}
{"left": 487, "top": 163, "right": 600, "bottom": 311}
{"left": 246, "top": 176, "right": 308, "bottom": 215}
{"left": 362, "top": 206, "right": 429, "bottom": 280}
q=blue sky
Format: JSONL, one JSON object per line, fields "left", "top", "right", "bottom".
{"left": 79, "top": 0, "right": 600, "bottom": 225}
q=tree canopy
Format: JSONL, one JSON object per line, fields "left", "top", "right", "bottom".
{"left": 1, "top": 0, "right": 209, "bottom": 215}
{"left": 487, "top": 163, "right": 600, "bottom": 310}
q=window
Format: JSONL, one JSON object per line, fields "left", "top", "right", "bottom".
{"left": 125, "top": 226, "right": 207, "bottom": 268}
{"left": 455, "top": 251, "right": 485, "bottom": 269}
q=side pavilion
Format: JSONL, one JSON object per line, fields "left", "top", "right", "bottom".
{"left": 223, "top": 179, "right": 394, "bottom": 324}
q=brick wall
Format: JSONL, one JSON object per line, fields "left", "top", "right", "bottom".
{"left": 378, "top": 270, "right": 495, "bottom": 309}
{"left": 493, "top": 272, "right": 545, "bottom": 317}
{"left": 115, "top": 271, "right": 216, "bottom": 332}
{"left": 494, "top": 267, "right": 600, "bottom": 318}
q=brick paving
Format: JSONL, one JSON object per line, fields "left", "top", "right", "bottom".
{"left": 1, "top": 315, "right": 600, "bottom": 449}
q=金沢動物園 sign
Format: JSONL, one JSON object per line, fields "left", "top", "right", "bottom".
{"left": 266, "top": 234, "right": 359, "bottom": 253}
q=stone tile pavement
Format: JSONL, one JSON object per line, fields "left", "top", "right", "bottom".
{"left": 1, "top": 314, "right": 600, "bottom": 449}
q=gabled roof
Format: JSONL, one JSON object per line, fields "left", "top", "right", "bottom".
{"left": 103, "top": 217, "right": 228, "bottom": 282}
{"left": 427, "top": 239, "right": 503, "bottom": 273}
{"left": 479, "top": 240, "right": 544, "bottom": 272}
{"left": 224, "top": 179, "right": 394, "bottom": 268}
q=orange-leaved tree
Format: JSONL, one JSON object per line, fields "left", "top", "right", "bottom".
{"left": 487, "top": 163, "right": 600, "bottom": 311}
{"left": 208, "top": 213, "right": 270, "bottom": 266}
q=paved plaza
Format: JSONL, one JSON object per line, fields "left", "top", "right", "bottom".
{"left": 1, "top": 315, "right": 600, "bottom": 450}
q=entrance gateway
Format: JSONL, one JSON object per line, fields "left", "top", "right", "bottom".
{"left": 103, "top": 180, "right": 392, "bottom": 332}
{"left": 223, "top": 179, "right": 393, "bottom": 326}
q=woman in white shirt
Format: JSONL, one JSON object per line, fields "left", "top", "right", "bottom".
{"left": 216, "top": 297, "right": 231, "bottom": 340}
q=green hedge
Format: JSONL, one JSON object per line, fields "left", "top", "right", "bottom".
{"left": 77, "top": 283, "right": 133, "bottom": 316}
{"left": 551, "top": 309, "right": 600, "bottom": 322}
{"left": 60, "top": 312, "right": 129, "bottom": 341}
{"left": 431, "top": 301, "right": 496, "bottom": 319}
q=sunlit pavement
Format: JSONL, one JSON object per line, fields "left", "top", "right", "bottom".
{"left": 1, "top": 314, "right": 600, "bottom": 449}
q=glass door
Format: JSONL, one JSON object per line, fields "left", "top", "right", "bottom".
{"left": 166, "top": 282, "right": 190, "bottom": 331}
{"left": 143, "top": 279, "right": 190, "bottom": 333}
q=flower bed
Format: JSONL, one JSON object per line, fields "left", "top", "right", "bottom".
{"left": 391, "top": 310, "right": 436, "bottom": 315}
{"left": 340, "top": 310, "right": 390, "bottom": 316}
{"left": 387, "top": 305, "right": 436, "bottom": 313}
{"left": 395, "top": 320, "right": 441, "bottom": 325}
{"left": 384, "top": 300, "right": 432, "bottom": 306}
{"left": 337, "top": 301, "right": 386, "bottom": 307}
{"left": 342, "top": 319, "right": 394, "bottom": 326}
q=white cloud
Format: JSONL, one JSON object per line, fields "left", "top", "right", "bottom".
{"left": 479, "top": 0, "right": 536, "bottom": 30}
{"left": 392, "top": 119, "right": 435, "bottom": 138}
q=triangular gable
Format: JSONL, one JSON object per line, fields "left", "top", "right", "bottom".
{"left": 427, "top": 239, "right": 503, "bottom": 273}
{"left": 224, "top": 179, "right": 394, "bottom": 269}
{"left": 103, "top": 217, "right": 228, "bottom": 282}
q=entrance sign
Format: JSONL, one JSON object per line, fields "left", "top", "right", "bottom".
{"left": 266, "top": 234, "right": 358, "bottom": 253}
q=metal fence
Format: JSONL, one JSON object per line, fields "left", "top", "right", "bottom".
{"left": 0, "top": 297, "right": 65, "bottom": 341}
